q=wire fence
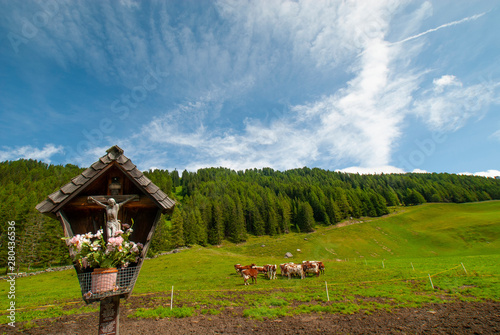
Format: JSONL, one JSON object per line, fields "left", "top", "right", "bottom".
{"left": 7, "top": 261, "right": 498, "bottom": 312}
{"left": 77, "top": 266, "right": 141, "bottom": 302}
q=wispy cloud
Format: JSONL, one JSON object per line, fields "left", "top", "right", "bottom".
{"left": 4, "top": 1, "right": 496, "bottom": 174}
{"left": 491, "top": 130, "right": 500, "bottom": 141}
{"left": 412, "top": 75, "right": 499, "bottom": 131}
{"left": 132, "top": 1, "right": 419, "bottom": 171}
{"left": 0, "top": 144, "right": 63, "bottom": 163}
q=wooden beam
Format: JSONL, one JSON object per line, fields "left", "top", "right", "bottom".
{"left": 57, "top": 210, "right": 74, "bottom": 238}
{"left": 65, "top": 195, "right": 157, "bottom": 209}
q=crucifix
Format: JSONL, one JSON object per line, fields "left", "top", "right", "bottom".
{"left": 36, "top": 145, "right": 176, "bottom": 335}
{"left": 88, "top": 195, "right": 138, "bottom": 238}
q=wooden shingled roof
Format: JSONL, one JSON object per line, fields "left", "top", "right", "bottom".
{"left": 36, "top": 145, "right": 175, "bottom": 218}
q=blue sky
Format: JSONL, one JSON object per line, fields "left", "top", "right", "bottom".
{"left": 1, "top": 0, "right": 499, "bottom": 176}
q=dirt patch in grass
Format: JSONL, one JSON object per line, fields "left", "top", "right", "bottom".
{"left": 4, "top": 301, "right": 499, "bottom": 334}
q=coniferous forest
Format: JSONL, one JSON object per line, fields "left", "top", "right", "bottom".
{"left": 1, "top": 159, "right": 500, "bottom": 271}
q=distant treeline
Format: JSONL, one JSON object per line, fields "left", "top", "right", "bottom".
{"left": 1, "top": 160, "right": 500, "bottom": 269}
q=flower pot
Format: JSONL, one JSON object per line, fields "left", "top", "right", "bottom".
{"left": 91, "top": 268, "right": 118, "bottom": 294}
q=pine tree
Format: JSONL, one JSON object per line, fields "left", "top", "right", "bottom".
{"left": 296, "top": 201, "right": 315, "bottom": 232}
{"left": 246, "top": 198, "right": 265, "bottom": 236}
{"left": 171, "top": 170, "right": 180, "bottom": 189}
{"left": 325, "top": 197, "right": 341, "bottom": 224}
{"left": 150, "top": 216, "right": 171, "bottom": 254}
{"left": 208, "top": 201, "right": 224, "bottom": 245}
{"left": 266, "top": 206, "right": 278, "bottom": 236}
{"left": 170, "top": 209, "right": 185, "bottom": 248}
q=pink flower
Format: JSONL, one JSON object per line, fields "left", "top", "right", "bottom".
{"left": 68, "top": 235, "right": 83, "bottom": 250}
{"left": 68, "top": 236, "right": 78, "bottom": 245}
{"left": 108, "top": 236, "right": 124, "bottom": 247}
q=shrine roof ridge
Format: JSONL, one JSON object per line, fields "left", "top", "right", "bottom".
{"left": 36, "top": 145, "right": 175, "bottom": 217}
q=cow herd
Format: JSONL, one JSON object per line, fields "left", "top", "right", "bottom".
{"left": 234, "top": 261, "right": 325, "bottom": 285}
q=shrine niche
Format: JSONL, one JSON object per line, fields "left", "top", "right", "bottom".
{"left": 36, "top": 145, "right": 175, "bottom": 309}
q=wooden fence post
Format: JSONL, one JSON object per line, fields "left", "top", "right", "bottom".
{"left": 461, "top": 263, "right": 468, "bottom": 275}
{"left": 325, "top": 281, "right": 330, "bottom": 302}
{"left": 428, "top": 274, "right": 434, "bottom": 289}
{"left": 171, "top": 286, "right": 174, "bottom": 310}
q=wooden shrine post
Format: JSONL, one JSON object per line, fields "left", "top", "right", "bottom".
{"left": 36, "top": 145, "right": 175, "bottom": 334}
{"left": 98, "top": 296, "right": 120, "bottom": 335}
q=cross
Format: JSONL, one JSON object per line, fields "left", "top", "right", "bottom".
{"left": 88, "top": 195, "right": 138, "bottom": 239}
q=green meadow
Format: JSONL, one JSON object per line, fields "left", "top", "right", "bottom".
{"left": 1, "top": 201, "right": 499, "bottom": 325}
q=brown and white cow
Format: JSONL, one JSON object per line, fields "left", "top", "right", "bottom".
{"left": 317, "top": 261, "right": 325, "bottom": 274}
{"left": 280, "top": 263, "right": 287, "bottom": 277}
{"left": 280, "top": 263, "right": 293, "bottom": 277}
{"left": 240, "top": 268, "right": 258, "bottom": 285}
{"left": 285, "top": 263, "right": 304, "bottom": 279}
{"left": 302, "top": 260, "right": 325, "bottom": 275}
{"left": 234, "top": 263, "right": 255, "bottom": 273}
{"left": 302, "top": 261, "right": 320, "bottom": 277}
{"left": 251, "top": 265, "right": 268, "bottom": 275}
{"left": 264, "top": 264, "right": 277, "bottom": 279}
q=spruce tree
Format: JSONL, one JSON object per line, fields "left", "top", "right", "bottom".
{"left": 296, "top": 201, "right": 315, "bottom": 232}
{"left": 170, "top": 209, "right": 185, "bottom": 248}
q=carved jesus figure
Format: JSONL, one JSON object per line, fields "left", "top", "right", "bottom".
{"left": 88, "top": 196, "right": 135, "bottom": 238}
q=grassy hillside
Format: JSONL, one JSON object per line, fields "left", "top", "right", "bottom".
{"left": 221, "top": 201, "right": 500, "bottom": 260}
{"left": 2, "top": 201, "right": 499, "bottom": 325}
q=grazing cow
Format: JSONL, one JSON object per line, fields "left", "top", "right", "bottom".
{"left": 285, "top": 263, "right": 304, "bottom": 279}
{"left": 264, "top": 264, "right": 277, "bottom": 280}
{"left": 317, "top": 261, "right": 325, "bottom": 275}
{"left": 251, "top": 265, "right": 268, "bottom": 275}
{"left": 302, "top": 261, "right": 320, "bottom": 277}
{"left": 280, "top": 263, "right": 286, "bottom": 277}
{"left": 280, "top": 263, "right": 293, "bottom": 277}
{"left": 234, "top": 263, "right": 255, "bottom": 273}
{"left": 240, "top": 268, "right": 258, "bottom": 285}
{"left": 302, "top": 260, "right": 325, "bottom": 275}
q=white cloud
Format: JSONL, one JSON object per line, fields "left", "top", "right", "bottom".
{"left": 335, "top": 166, "right": 432, "bottom": 175}
{"left": 433, "top": 75, "right": 462, "bottom": 93}
{"left": 411, "top": 168, "right": 429, "bottom": 173}
{"left": 338, "top": 166, "right": 405, "bottom": 175}
{"left": 491, "top": 130, "right": 500, "bottom": 141}
{"left": 459, "top": 170, "right": 500, "bottom": 178}
{"left": 412, "top": 77, "right": 498, "bottom": 131}
{"left": 0, "top": 144, "right": 64, "bottom": 163}
{"left": 129, "top": 1, "right": 423, "bottom": 171}
{"left": 17, "top": 1, "right": 494, "bottom": 173}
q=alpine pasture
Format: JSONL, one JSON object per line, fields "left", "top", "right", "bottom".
{"left": 1, "top": 201, "right": 499, "bottom": 326}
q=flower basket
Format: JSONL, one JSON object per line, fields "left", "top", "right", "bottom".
{"left": 91, "top": 268, "right": 118, "bottom": 294}
{"left": 78, "top": 265, "right": 141, "bottom": 302}
{"left": 63, "top": 224, "right": 144, "bottom": 302}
